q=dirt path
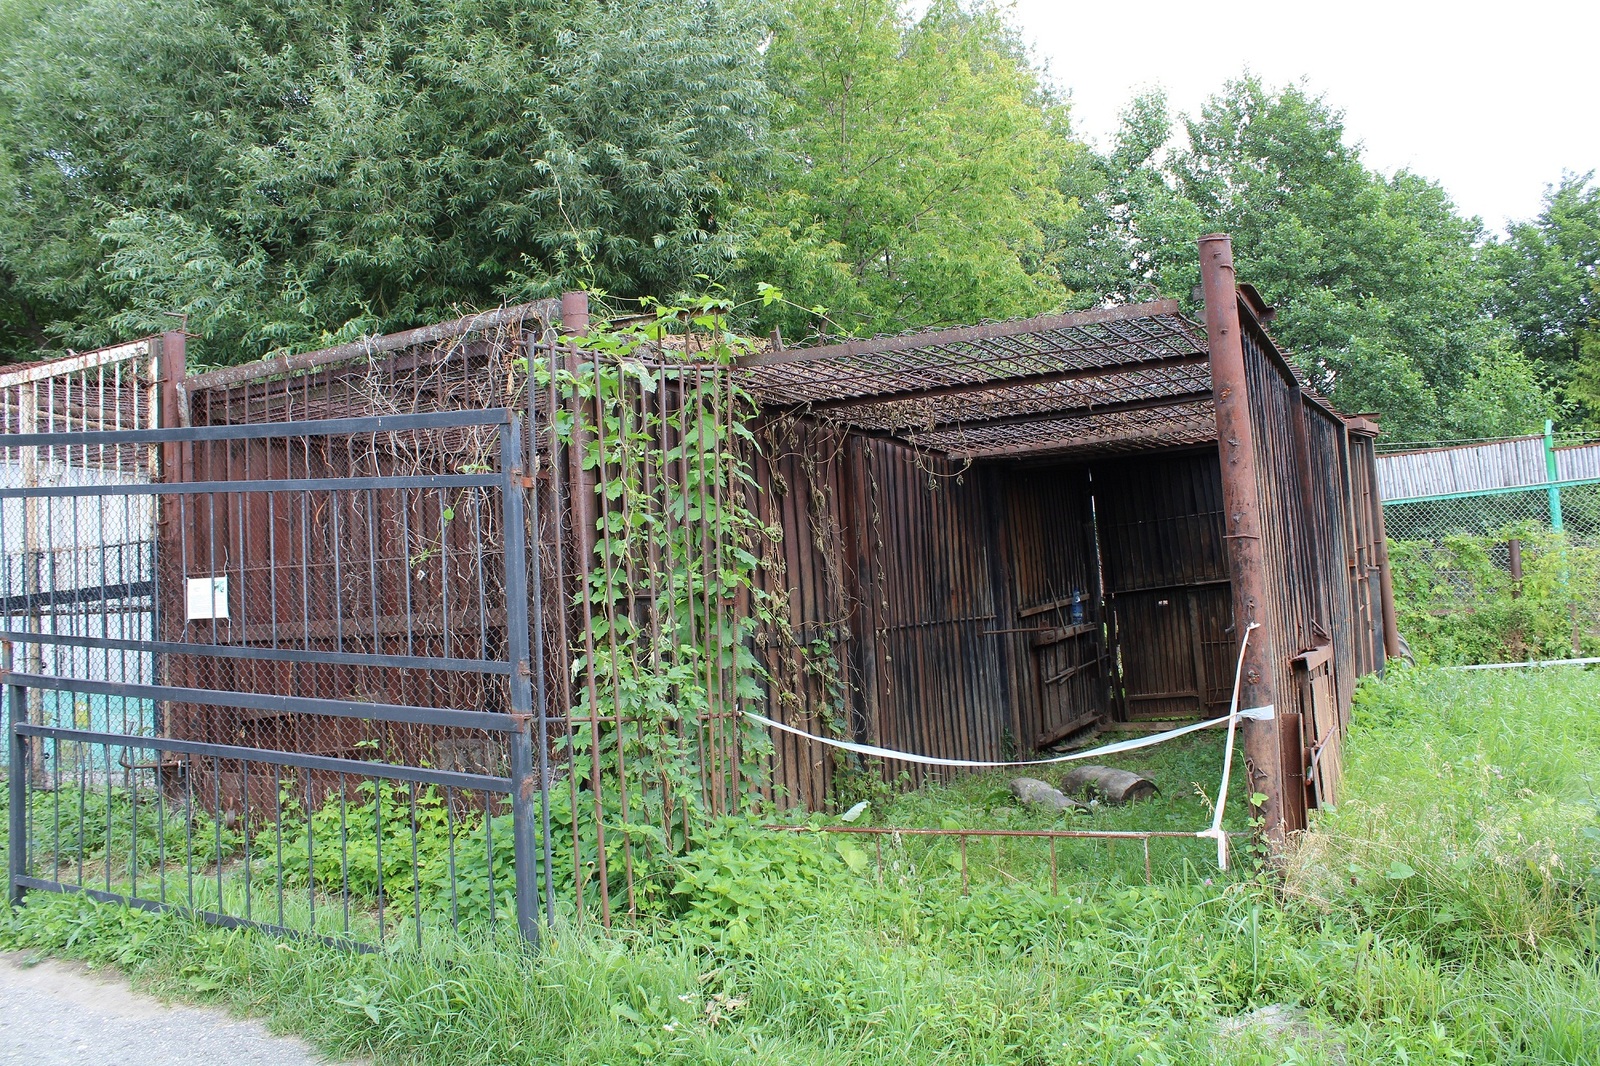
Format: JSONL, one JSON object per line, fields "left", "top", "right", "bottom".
{"left": 0, "top": 952, "right": 345, "bottom": 1066}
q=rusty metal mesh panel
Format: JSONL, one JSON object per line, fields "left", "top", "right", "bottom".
{"left": 737, "top": 304, "right": 1217, "bottom": 460}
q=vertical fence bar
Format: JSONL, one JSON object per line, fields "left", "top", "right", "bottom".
{"left": 6, "top": 642, "right": 27, "bottom": 906}
{"left": 522, "top": 362, "right": 557, "bottom": 928}
{"left": 501, "top": 416, "right": 542, "bottom": 947}
{"left": 543, "top": 336, "right": 586, "bottom": 923}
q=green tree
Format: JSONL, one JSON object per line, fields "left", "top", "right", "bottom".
{"left": 1077, "top": 77, "right": 1557, "bottom": 443}
{"left": 742, "top": 0, "right": 1089, "bottom": 340}
{"left": 0, "top": 0, "right": 771, "bottom": 364}
{"left": 1055, "top": 90, "right": 1204, "bottom": 307}
{"left": 1174, "top": 77, "right": 1554, "bottom": 441}
{"left": 1487, "top": 173, "right": 1600, "bottom": 420}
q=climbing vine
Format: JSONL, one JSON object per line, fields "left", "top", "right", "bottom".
{"left": 524, "top": 295, "right": 793, "bottom": 909}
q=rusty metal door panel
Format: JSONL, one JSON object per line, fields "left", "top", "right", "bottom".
{"left": 865, "top": 438, "right": 1004, "bottom": 778}
{"left": 1030, "top": 626, "right": 1102, "bottom": 746}
{"left": 999, "top": 465, "right": 1105, "bottom": 747}
{"left": 1307, "top": 666, "right": 1342, "bottom": 807}
{"left": 1093, "top": 450, "right": 1234, "bottom": 721}
{"left": 1110, "top": 590, "right": 1205, "bottom": 719}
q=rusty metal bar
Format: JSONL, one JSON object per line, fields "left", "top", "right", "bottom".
{"left": 1199, "top": 233, "right": 1286, "bottom": 848}
{"left": 892, "top": 388, "right": 1216, "bottom": 437}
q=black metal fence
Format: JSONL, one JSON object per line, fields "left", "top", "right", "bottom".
{"left": 3, "top": 410, "right": 550, "bottom": 949}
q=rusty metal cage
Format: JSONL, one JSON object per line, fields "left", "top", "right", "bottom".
{"left": 736, "top": 260, "right": 1392, "bottom": 834}
{"left": 5, "top": 236, "right": 1396, "bottom": 938}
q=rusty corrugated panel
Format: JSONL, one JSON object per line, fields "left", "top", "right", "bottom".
{"left": 749, "top": 416, "right": 852, "bottom": 809}
{"left": 861, "top": 438, "right": 1006, "bottom": 784}
{"left": 1093, "top": 450, "right": 1233, "bottom": 721}
{"left": 1303, "top": 406, "right": 1358, "bottom": 722}
{"left": 998, "top": 464, "right": 1105, "bottom": 746}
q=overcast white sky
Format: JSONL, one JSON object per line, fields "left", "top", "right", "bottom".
{"left": 1001, "top": 0, "right": 1598, "bottom": 234}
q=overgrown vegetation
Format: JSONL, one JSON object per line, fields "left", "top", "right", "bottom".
{"left": 6, "top": 667, "right": 1599, "bottom": 1063}
{"left": 1389, "top": 527, "right": 1600, "bottom": 664}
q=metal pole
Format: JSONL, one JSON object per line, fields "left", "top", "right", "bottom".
{"left": 523, "top": 335, "right": 557, "bottom": 927}
{"left": 1199, "top": 233, "right": 1287, "bottom": 849}
{"left": 1542, "top": 418, "right": 1580, "bottom": 653}
{"left": 501, "top": 418, "right": 542, "bottom": 947}
{"left": 5, "top": 641, "right": 28, "bottom": 907}
{"left": 1544, "top": 419, "right": 1564, "bottom": 533}
{"left": 17, "top": 388, "right": 44, "bottom": 786}
{"left": 1356, "top": 424, "right": 1404, "bottom": 662}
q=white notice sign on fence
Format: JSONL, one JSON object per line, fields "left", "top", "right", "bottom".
{"left": 186, "top": 576, "right": 229, "bottom": 621}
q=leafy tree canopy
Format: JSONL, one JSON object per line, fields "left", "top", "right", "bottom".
{"left": 0, "top": 0, "right": 770, "bottom": 363}
{"left": 741, "top": 0, "right": 1092, "bottom": 340}
{"left": 1069, "top": 78, "right": 1559, "bottom": 443}
{"left": 1487, "top": 173, "right": 1600, "bottom": 422}
{"left": 0, "top": 1, "right": 1577, "bottom": 446}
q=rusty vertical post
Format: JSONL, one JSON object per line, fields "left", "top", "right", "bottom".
{"left": 561, "top": 291, "right": 595, "bottom": 564}
{"left": 153, "top": 331, "right": 188, "bottom": 748}
{"left": 1362, "top": 425, "right": 1403, "bottom": 661}
{"left": 156, "top": 331, "right": 187, "bottom": 477}
{"left": 559, "top": 290, "right": 612, "bottom": 925}
{"left": 1199, "top": 234, "right": 1286, "bottom": 848}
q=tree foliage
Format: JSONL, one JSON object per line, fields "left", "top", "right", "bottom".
{"left": 1488, "top": 174, "right": 1600, "bottom": 421}
{"left": 0, "top": 0, "right": 1582, "bottom": 445}
{"left": 742, "top": 0, "right": 1090, "bottom": 340}
{"left": 0, "top": 0, "right": 770, "bottom": 362}
{"left": 1070, "top": 79, "right": 1558, "bottom": 443}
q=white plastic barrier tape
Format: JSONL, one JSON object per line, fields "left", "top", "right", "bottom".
{"left": 744, "top": 709, "right": 1234, "bottom": 770}
{"left": 1196, "top": 622, "right": 1260, "bottom": 872}
{"left": 1449, "top": 656, "right": 1600, "bottom": 671}
{"left": 745, "top": 622, "right": 1268, "bottom": 873}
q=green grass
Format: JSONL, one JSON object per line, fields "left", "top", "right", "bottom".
{"left": 4, "top": 666, "right": 1600, "bottom": 1064}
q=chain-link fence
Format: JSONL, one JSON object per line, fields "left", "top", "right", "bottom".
{"left": 1383, "top": 481, "right": 1600, "bottom": 547}
{"left": 1382, "top": 479, "right": 1600, "bottom": 664}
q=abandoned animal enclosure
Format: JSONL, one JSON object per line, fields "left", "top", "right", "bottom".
{"left": 2, "top": 235, "right": 1394, "bottom": 943}
{"left": 744, "top": 235, "right": 1394, "bottom": 832}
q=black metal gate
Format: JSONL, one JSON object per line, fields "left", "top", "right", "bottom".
{"left": 3, "top": 409, "right": 550, "bottom": 949}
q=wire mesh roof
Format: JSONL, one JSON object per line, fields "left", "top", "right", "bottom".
{"left": 737, "top": 300, "right": 1217, "bottom": 460}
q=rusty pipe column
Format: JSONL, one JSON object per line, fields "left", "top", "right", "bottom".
{"left": 1367, "top": 438, "right": 1403, "bottom": 661}
{"left": 1199, "top": 234, "right": 1286, "bottom": 848}
{"left": 560, "top": 292, "right": 597, "bottom": 566}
